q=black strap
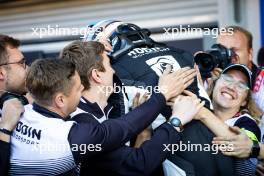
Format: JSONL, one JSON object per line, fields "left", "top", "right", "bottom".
{"left": 0, "top": 128, "right": 12, "bottom": 135}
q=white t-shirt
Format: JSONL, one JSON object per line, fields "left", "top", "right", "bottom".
{"left": 10, "top": 104, "right": 76, "bottom": 175}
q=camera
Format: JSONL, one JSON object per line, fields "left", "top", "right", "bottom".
{"left": 194, "top": 44, "right": 236, "bottom": 78}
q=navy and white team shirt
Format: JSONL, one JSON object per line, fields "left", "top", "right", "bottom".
{"left": 9, "top": 92, "right": 167, "bottom": 175}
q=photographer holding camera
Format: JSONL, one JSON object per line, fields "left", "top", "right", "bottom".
{"left": 196, "top": 26, "right": 264, "bottom": 176}
{"left": 195, "top": 26, "right": 259, "bottom": 90}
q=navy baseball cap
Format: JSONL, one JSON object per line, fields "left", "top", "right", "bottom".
{"left": 222, "top": 64, "right": 252, "bottom": 89}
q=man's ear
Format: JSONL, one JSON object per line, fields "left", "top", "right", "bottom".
{"left": 0, "top": 68, "right": 7, "bottom": 81}
{"left": 90, "top": 69, "right": 101, "bottom": 84}
{"left": 54, "top": 93, "right": 65, "bottom": 108}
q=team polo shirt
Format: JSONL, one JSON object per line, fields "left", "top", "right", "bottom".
{"left": 10, "top": 104, "right": 76, "bottom": 175}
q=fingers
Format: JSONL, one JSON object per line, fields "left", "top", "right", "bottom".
{"left": 96, "top": 38, "right": 113, "bottom": 52}
{"left": 138, "top": 93, "right": 149, "bottom": 105}
{"left": 159, "top": 67, "right": 196, "bottom": 101}
{"left": 183, "top": 90, "right": 197, "bottom": 98}
{"left": 211, "top": 68, "right": 222, "bottom": 79}
{"left": 256, "top": 163, "right": 264, "bottom": 176}
{"left": 175, "top": 68, "right": 196, "bottom": 81}
{"left": 212, "top": 136, "right": 237, "bottom": 143}
{"left": 176, "top": 67, "right": 190, "bottom": 74}
{"left": 132, "top": 93, "right": 140, "bottom": 109}
{"left": 3, "top": 98, "right": 24, "bottom": 110}
{"left": 192, "top": 98, "right": 201, "bottom": 105}
{"left": 228, "top": 126, "right": 242, "bottom": 135}
{"left": 220, "top": 151, "right": 238, "bottom": 157}
{"left": 170, "top": 67, "right": 190, "bottom": 78}
{"left": 182, "top": 90, "right": 201, "bottom": 107}
{"left": 257, "top": 163, "right": 264, "bottom": 171}
{"left": 25, "top": 93, "right": 34, "bottom": 104}
{"left": 1, "top": 98, "right": 24, "bottom": 130}
{"left": 166, "top": 101, "right": 174, "bottom": 106}
{"left": 214, "top": 67, "right": 223, "bottom": 73}
{"left": 196, "top": 101, "right": 205, "bottom": 110}
{"left": 104, "top": 43, "right": 113, "bottom": 52}
{"left": 132, "top": 92, "right": 150, "bottom": 109}
{"left": 166, "top": 96, "right": 178, "bottom": 106}
{"left": 183, "top": 78, "right": 194, "bottom": 89}
{"left": 173, "top": 96, "right": 181, "bottom": 104}
{"left": 256, "top": 169, "right": 264, "bottom": 176}
{"left": 194, "top": 64, "right": 203, "bottom": 85}
{"left": 163, "top": 65, "right": 173, "bottom": 75}
{"left": 193, "top": 98, "right": 203, "bottom": 112}
{"left": 179, "top": 69, "right": 196, "bottom": 88}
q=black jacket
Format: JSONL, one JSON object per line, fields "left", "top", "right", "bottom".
{"left": 111, "top": 45, "right": 234, "bottom": 175}
{"left": 6, "top": 92, "right": 167, "bottom": 176}
{"left": 72, "top": 95, "right": 181, "bottom": 176}
{"left": 68, "top": 92, "right": 168, "bottom": 164}
{"left": 0, "top": 140, "right": 10, "bottom": 176}
{"left": 112, "top": 45, "right": 212, "bottom": 118}
{"left": 168, "top": 120, "right": 235, "bottom": 176}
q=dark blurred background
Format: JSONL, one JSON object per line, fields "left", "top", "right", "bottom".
{"left": 0, "top": 0, "right": 262, "bottom": 64}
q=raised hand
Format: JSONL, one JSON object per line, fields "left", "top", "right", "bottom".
{"left": 158, "top": 66, "right": 196, "bottom": 101}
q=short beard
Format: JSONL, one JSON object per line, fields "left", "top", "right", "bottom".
{"left": 5, "top": 79, "right": 26, "bottom": 95}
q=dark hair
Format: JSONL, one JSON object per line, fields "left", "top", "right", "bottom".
{"left": 26, "top": 58, "right": 76, "bottom": 105}
{"left": 60, "top": 41, "right": 105, "bottom": 90}
{"left": 225, "top": 26, "right": 253, "bottom": 50}
{"left": 0, "top": 34, "right": 20, "bottom": 65}
{"left": 257, "top": 47, "right": 264, "bottom": 67}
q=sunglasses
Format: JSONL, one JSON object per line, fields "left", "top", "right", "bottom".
{"left": 219, "top": 74, "right": 249, "bottom": 92}
{"left": 0, "top": 58, "right": 27, "bottom": 69}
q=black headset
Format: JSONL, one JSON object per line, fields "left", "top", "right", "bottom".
{"left": 109, "top": 23, "right": 156, "bottom": 60}
{"left": 87, "top": 20, "right": 165, "bottom": 62}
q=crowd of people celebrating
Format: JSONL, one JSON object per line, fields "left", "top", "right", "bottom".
{"left": 0, "top": 20, "right": 264, "bottom": 176}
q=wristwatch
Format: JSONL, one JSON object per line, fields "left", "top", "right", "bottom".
{"left": 250, "top": 140, "right": 260, "bottom": 158}
{"left": 168, "top": 117, "right": 184, "bottom": 132}
{"left": 0, "top": 128, "right": 12, "bottom": 135}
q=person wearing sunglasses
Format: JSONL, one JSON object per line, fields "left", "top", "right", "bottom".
{"left": 195, "top": 64, "right": 263, "bottom": 175}
{"left": 203, "top": 26, "right": 262, "bottom": 97}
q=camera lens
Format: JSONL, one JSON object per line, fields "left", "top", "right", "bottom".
{"left": 194, "top": 44, "right": 232, "bottom": 78}
{"left": 195, "top": 53, "right": 215, "bottom": 71}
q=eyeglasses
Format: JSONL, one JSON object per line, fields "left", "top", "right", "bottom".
{"left": 219, "top": 74, "right": 249, "bottom": 92}
{"left": 0, "top": 58, "right": 27, "bottom": 69}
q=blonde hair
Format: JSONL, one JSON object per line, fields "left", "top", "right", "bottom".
{"left": 208, "top": 78, "right": 263, "bottom": 123}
